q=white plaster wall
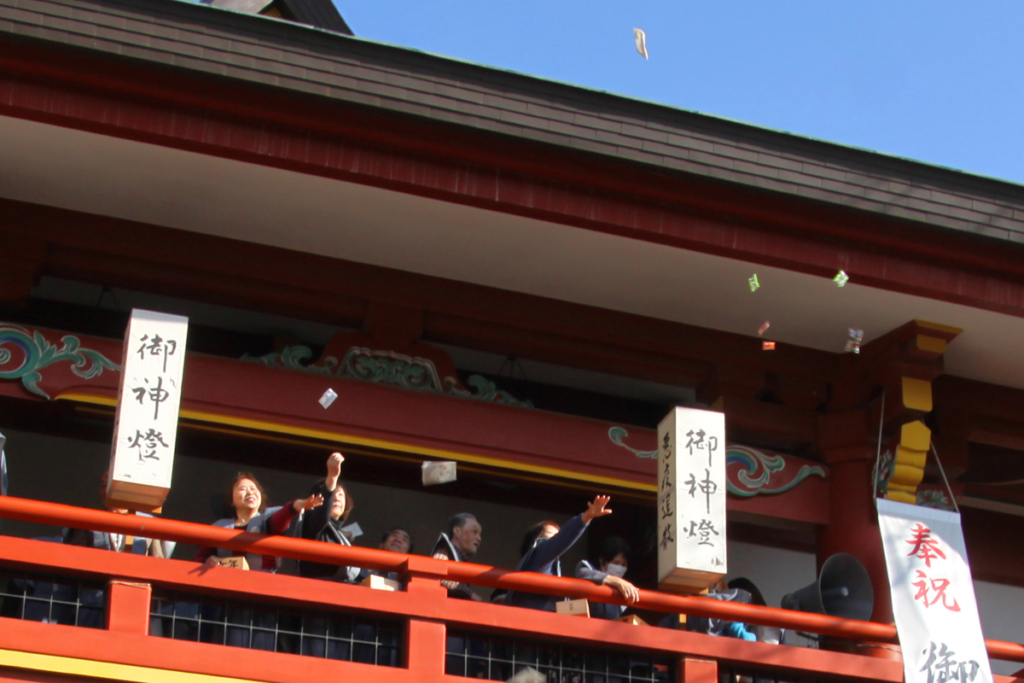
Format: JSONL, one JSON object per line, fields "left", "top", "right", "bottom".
{"left": 975, "top": 580, "right": 1024, "bottom": 675}
{"left": 727, "top": 540, "right": 819, "bottom": 609}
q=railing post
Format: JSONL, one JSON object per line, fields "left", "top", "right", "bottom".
{"left": 407, "top": 618, "right": 447, "bottom": 681}
{"left": 401, "top": 556, "right": 449, "bottom": 682}
{"left": 678, "top": 656, "right": 717, "bottom": 683}
{"left": 106, "top": 579, "right": 151, "bottom": 635}
{"left": 402, "top": 555, "right": 449, "bottom": 598}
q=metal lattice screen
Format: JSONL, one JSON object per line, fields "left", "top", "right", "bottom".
{"left": 720, "top": 666, "right": 838, "bottom": 683}
{"left": 0, "top": 569, "right": 107, "bottom": 628}
{"left": 446, "top": 629, "right": 674, "bottom": 682}
{"left": 150, "top": 589, "right": 402, "bottom": 666}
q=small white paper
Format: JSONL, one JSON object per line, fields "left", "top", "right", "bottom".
{"left": 633, "top": 28, "right": 648, "bottom": 59}
{"left": 319, "top": 388, "right": 338, "bottom": 409}
{"left": 422, "top": 460, "right": 457, "bottom": 486}
{"left": 340, "top": 522, "right": 363, "bottom": 539}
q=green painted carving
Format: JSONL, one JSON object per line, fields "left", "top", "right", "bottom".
{"left": 917, "top": 489, "right": 956, "bottom": 512}
{"left": 608, "top": 426, "right": 657, "bottom": 458}
{"left": 725, "top": 444, "right": 827, "bottom": 497}
{"left": 244, "top": 345, "right": 332, "bottom": 376}
{"left": 608, "top": 427, "right": 827, "bottom": 496}
{"left": 342, "top": 347, "right": 444, "bottom": 392}
{"left": 243, "top": 345, "right": 533, "bottom": 408}
{"left": 446, "top": 375, "right": 533, "bottom": 408}
{"left": 0, "top": 324, "right": 121, "bottom": 399}
{"left": 874, "top": 448, "right": 895, "bottom": 497}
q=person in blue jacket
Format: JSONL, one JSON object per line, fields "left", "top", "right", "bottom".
{"left": 505, "top": 495, "right": 614, "bottom": 611}
{"left": 575, "top": 536, "right": 640, "bottom": 619}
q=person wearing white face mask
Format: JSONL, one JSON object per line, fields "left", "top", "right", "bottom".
{"left": 575, "top": 536, "right": 640, "bottom": 619}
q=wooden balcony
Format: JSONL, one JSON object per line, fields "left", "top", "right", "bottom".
{"left": 0, "top": 496, "right": 1021, "bottom": 683}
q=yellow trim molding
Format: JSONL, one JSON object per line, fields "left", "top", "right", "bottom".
{"left": 0, "top": 648, "right": 261, "bottom": 683}
{"left": 56, "top": 392, "right": 656, "bottom": 493}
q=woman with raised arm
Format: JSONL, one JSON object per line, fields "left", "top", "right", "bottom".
{"left": 296, "top": 452, "right": 360, "bottom": 582}
{"left": 575, "top": 535, "right": 640, "bottom": 619}
{"left": 294, "top": 452, "right": 394, "bottom": 664}
{"left": 505, "top": 495, "right": 618, "bottom": 612}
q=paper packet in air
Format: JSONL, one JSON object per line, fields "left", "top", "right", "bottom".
{"left": 319, "top": 388, "right": 338, "bottom": 409}
{"left": 422, "top": 461, "right": 457, "bottom": 486}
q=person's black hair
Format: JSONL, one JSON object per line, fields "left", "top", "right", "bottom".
{"left": 519, "top": 520, "right": 559, "bottom": 557}
{"left": 598, "top": 536, "right": 631, "bottom": 565}
{"left": 381, "top": 525, "right": 415, "bottom": 553}
{"left": 727, "top": 577, "right": 766, "bottom": 607}
{"left": 308, "top": 479, "right": 354, "bottom": 522}
{"left": 446, "top": 513, "right": 477, "bottom": 538}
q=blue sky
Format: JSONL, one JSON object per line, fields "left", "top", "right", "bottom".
{"left": 342, "top": 1, "right": 1024, "bottom": 185}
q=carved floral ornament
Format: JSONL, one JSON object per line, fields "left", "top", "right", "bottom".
{"left": 609, "top": 425, "right": 829, "bottom": 497}
{"left": 875, "top": 448, "right": 956, "bottom": 511}
{"left": 0, "top": 323, "right": 120, "bottom": 399}
{"left": 243, "top": 345, "right": 534, "bottom": 408}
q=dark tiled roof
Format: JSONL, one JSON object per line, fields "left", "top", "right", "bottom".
{"left": 3, "top": 0, "right": 1024, "bottom": 243}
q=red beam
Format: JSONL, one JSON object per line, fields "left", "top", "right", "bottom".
{"left": 0, "top": 495, "right": 1022, "bottom": 662}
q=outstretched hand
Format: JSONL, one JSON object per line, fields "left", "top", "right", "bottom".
{"left": 582, "top": 495, "right": 612, "bottom": 524}
{"left": 325, "top": 452, "right": 344, "bottom": 490}
{"left": 327, "top": 452, "right": 344, "bottom": 478}
{"left": 294, "top": 493, "right": 325, "bottom": 512}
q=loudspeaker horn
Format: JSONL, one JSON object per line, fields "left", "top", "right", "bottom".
{"left": 781, "top": 552, "right": 874, "bottom": 622}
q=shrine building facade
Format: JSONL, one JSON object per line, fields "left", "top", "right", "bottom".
{"left": 0, "top": 0, "right": 1023, "bottom": 681}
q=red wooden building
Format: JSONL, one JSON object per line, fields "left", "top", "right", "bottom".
{"left": 0, "top": 0, "right": 1023, "bottom": 681}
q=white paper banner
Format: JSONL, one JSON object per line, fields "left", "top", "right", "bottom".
{"left": 109, "top": 309, "right": 189, "bottom": 508}
{"left": 877, "top": 498, "right": 992, "bottom": 683}
{"left": 657, "top": 407, "right": 726, "bottom": 591}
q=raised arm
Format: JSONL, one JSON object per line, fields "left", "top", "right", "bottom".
{"left": 325, "top": 452, "right": 344, "bottom": 492}
{"left": 524, "top": 496, "right": 614, "bottom": 572}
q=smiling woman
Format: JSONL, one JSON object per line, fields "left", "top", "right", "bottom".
{"left": 185, "top": 472, "right": 323, "bottom": 650}
{"left": 193, "top": 473, "right": 322, "bottom": 573}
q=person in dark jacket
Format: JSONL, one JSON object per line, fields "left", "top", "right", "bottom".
{"left": 292, "top": 452, "right": 387, "bottom": 661}
{"left": 505, "top": 495, "right": 614, "bottom": 612}
{"left": 296, "top": 452, "right": 359, "bottom": 582}
{"left": 575, "top": 535, "right": 640, "bottom": 619}
{"left": 431, "top": 512, "right": 483, "bottom": 601}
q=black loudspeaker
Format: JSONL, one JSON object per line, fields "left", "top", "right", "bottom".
{"left": 781, "top": 552, "right": 874, "bottom": 621}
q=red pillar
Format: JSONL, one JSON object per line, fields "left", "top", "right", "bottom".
{"left": 816, "top": 454, "right": 892, "bottom": 624}
{"left": 816, "top": 411, "right": 900, "bottom": 661}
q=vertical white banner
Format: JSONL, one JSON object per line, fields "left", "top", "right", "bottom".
{"left": 877, "top": 498, "right": 992, "bottom": 683}
{"left": 108, "top": 309, "right": 189, "bottom": 510}
{"left": 657, "top": 407, "right": 726, "bottom": 591}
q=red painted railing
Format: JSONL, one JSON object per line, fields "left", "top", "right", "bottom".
{"left": 0, "top": 495, "right": 1021, "bottom": 683}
